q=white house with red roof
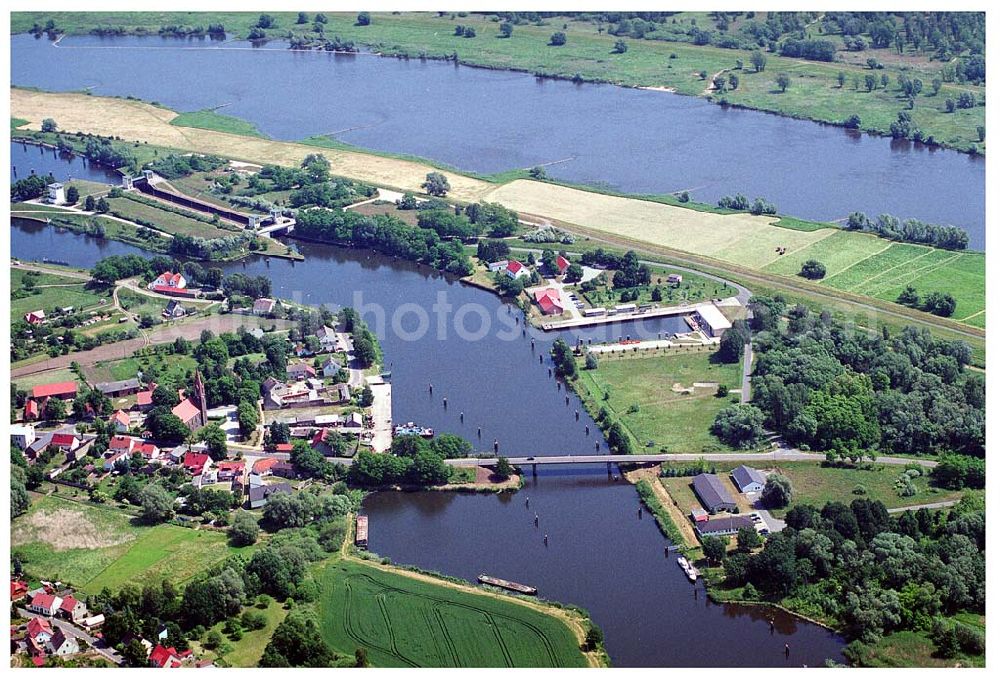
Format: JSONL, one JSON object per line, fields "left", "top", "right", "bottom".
{"left": 505, "top": 259, "right": 529, "bottom": 280}
{"left": 533, "top": 288, "right": 565, "bottom": 316}
{"left": 26, "top": 617, "right": 54, "bottom": 646}
{"left": 149, "top": 271, "right": 186, "bottom": 291}
{"left": 108, "top": 435, "right": 139, "bottom": 456}
{"left": 555, "top": 254, "right": 570, "bottom": 275}
{"left": 28, "top": 592, "right": 63, "bottom": 617}
{"left": 111, "top": 409, "right": 131, "bottom": 433}
{"left": 137, "top": 442, "right": 160, "bottom": 460}
{"left": 216, "top": 460, "right": 245, "bottom": 481}
{"left": 49, "top": 432, "right": 79, "bottom": 453}
{"left": 252, "top": 298, "right": 277, "bottom": 315}
{"left": 134, "top": 382, "right": 158, "bottom": 412}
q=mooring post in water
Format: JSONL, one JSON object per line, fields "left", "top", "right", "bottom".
{"left": 585, "top": 425, "right": 590, "bottom": 435}
{"left": 607, "top": 462, "right": 612, "bottom": 475}
{"left": 534, "top": 513, "right": 539, "bottom": 526}
{"left": 575, "top": 410, "right": 579, "bottom": 420}
{"left": 493, "top": 439, "right": 499, "bottom": 455}
{"left": 443, "top": 396, "right": 447, "bottom": 409}
{"left": 539, "top": 354, "right": 543, "bottom": 363}
{"left": 595, "top": 440, "right": 601, "bottom": 452}
{"left": 477, "top": 426, "right": 481, "bottom": 438}
{"left": 532, "top": 463, "right": 538, "bottom": 476}
{"left": 664, "top": 546, "right": 669, "bottom": 557}
{"left": 460, "top": 412, "right": 464, "bottom": 423}
{"left": 638, "top": 507, "right": 642, "bottom": 519}
{"left": 525, "top": 497, "right": 529, "bottom": 508}
{"left": 565, "top": 395, "right": 569, "bottom": 405}
{"left": 429, "top": 383, "right": 433, "bottom": 394}
{"left": 784, "top": 644, "right": 790, "bottom": 658}
{"left": 548, "top": 368, "right": 552, "bottom": 377}
{"left": 769, "top": 619, "right": 775, "bottom": 634}
{"left": 544, "top": 534, "right": 548, "bottom": 546}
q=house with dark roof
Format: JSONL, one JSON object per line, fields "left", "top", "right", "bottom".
{"left": 252, "top": 298, "right": 276, "bottom": 315}
{"left": 287, "top": 363, "right": 317, "bottom": 380}
{"left": 695, "top": 515, "right": 756, "bottom": 538}
{"left": 691, "top": 473, "right": 738, "bottom": 514}
{"left": 248, "top": 482, "right": 294, "bottom": 509}
{"left": 49, "top": 628, "right": 80, "bottom": 657}
{"left": 163, "top": 299, "right": 187, "bottom": 319}
{"left": 731, "top": 465, "right": 767, "bottom": 494}
{"left": 94, "top": 378, "right": 142, "bottom": 397}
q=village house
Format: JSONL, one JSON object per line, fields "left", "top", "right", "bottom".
{"left": 252, "top": 297, "right": 277, "bottom": 315}
{"left": 316, "top": 325, "right": 340, "bottom": 351}
{"left": 287, "top": 363, "right": 317, "bottom": 380}
{"left": 31, "top": 381, "right": 78, "bottom": 401}
{"left": 11, "top": 424, "right": 36, "bottom": 450}
{"left": 23, "top": 399, "right": 40, "bottom": 422}
{"left": 47, "top": 181, "right": 65, "bottom": 203}
{"left": 273, "top": 443, "right": 293, "bottom": 455}
{"left": 134, "top": 382, "right": 157, "bottom": 412}
{"left": 555, "top": 254, "right": 570, "bottom": 275}
{"left": 111, "top": 409, "right": 131, "bottom": 433}
{"left": 692, "top": 473, "right": 739, "bottom": 514}
{"left": 731, "top": 465, "right": 767, "bottom": 494}
{"left": 216, "top": 460, "right": 245, "bottom": 481}
{"left": 137, "top": 442, "right": 161, "bottom": 460}
{"left": 11, "top": 579, "right": 30, "bottom": 602}
{"left": 183, "top": 451, "right": 210, "bottom": 476}
{"left": 344, "top": 412, "right": 364, "bottom": 429}
{"left": 108, "top": 435, "right": 139, "bottom": 457}
{"left": 488, "top": 260, "right": 508, "bottom": 273}
{"left": 149, "top": 271, "right": 187, "bottom": 294}
{"left": 49, "top": 432, "right": 80, "bottom": 454}
{"left": 26, "top": 617, "right": 54, "bottom": 647}
{"left": 252, "top": 457, "right": 278, "bottom": 476}
{"left": 271, "top": 460, "right": 296, "bottom": 478}
{"left": 667, "top": 273, "right": 683, "bottom": 285}
{"left": 330, "top": 383, "right": 352, "bottom": 404}
{"left": 28, "top": 592, "right": 63, "bottom": 617}
{"left": 93, "top": 377, "right": 142, "bottom": 398}
{"left": 149, "top": 644, "right": 192, "bottom": 668}
{"left": 48, "top": 628, "right": 80, "bottom": 657}
{"left": 690, "top": 507, "right": 710, "bottom": 523}
{"left": 322, "top": 357, "right": 342, "bottom": 378}
{"left": 24, "top": 309, "right": 46, "bottom": 325}
{"left": 505, "top": 259, "right": 529, "bottom": 280}
{"left": 248, "top": 482, "right": 294, "bottom": 509}
{"left": 533, "top": 288, "right": 564, "bottom": 316}
{"left": 57, "top": 594, "right": 87, "bottom": 623}
{"left": 162, "top": 299, "right": 187, "bottom": 319}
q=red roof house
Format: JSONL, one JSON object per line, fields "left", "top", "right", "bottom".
{"left": 252, "top": 457, "right": 278, "bottom": 475}
{"left": 26, "top": 617, "right": 54, "bottom": 643}
{"left": 135, "top": 382, "right": 158, "bottom": 411}
{"left": 274, "top": 443, "right": 293, "bottom": 453}
{"left": 31, "top": 381, "right": 78, "bottom": 400}
{"left": 58, "top": 595, "right": 87, "bottom": 622}
{"left": 555, "top": 254, "right": 570, "bottom": 274}
{"left": 111, "top": 409, "right": 131, "bottom": 432}
{"left": 11, "top": 580, "right": 29, "bottom": 602}
{"left": 505, "top": 259, "right": 528, "bottom": 279}
{"left": 50, "top": 432, "right": 79, "bottom": 451}
{"left": 137, "top": 442, "right": 160, "bottom": 460}
{"left": 109, "top": 435, "right": 138, "bottom": 455}
{"left": 29, "top": 592, "right": 63, "bottom": 616}
{"left": 183, "top": 451, "right": 210, "bottom": 475}
{"left": 149, "top": 644, "right": 191, "bottom": 668}
{"left": 24, "top": 399, "right": 40, "bottom": 421}
{"left": 216, "top": 461, "right": 245, "bottom": 480}
{"left": 533, "top": 288, "right": 564, "bottom": 316}
{"left": 24, "top": 310, "right": 46, "bottom": 325}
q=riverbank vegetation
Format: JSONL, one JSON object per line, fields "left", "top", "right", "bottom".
{"left": 11, "top": 11, "right": 985, "bottom": 153}
{"left": 710, "top": 493, "right": 984, "bottom": 667}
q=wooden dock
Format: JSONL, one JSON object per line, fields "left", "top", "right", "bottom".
{"left": 478, "top": 574, "right": 538, "bottom": 595}
{"left": 355, "top": 515, "right": 368, "bottom": 548}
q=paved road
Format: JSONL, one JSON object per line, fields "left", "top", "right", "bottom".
{"left": 12, "top": 262, "right": 91, "bottom": 280}
{"left": 886, "top": 499, "right": 960, "bottom": 514}
{"left": 740, "top": 341, "right": 753, "bottom": 403}
{"left": 17, "top": 607, "right": 122, "bottom": 666}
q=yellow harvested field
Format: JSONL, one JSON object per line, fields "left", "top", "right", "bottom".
{"left": 484, "top": 180, "right": 834, "bottom": 267}
{"left": 11, "top": 88, "right": 493, "bottom": 202}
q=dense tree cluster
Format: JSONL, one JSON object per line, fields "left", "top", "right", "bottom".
{"left": 722, "top": 495, "right": 984, "bottom": 653}
{"left": 147, "top": 154, "right": 227, "bottom": 180}
{"left": 348, "top": 447, "right": 452, "bottom": 487}
{"left": 749, "top": 298, "right": 984, "bottom": 457}
{"left": 294, "top": 208, "right": 473, "bottom": 276}
{"left": 11, "top": 173, "right": 56, "bottom": 202}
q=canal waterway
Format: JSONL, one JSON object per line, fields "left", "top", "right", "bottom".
{"left": 9, "top": 212, "right": 845, "bottom": 666}
{"left": 10, "top": 33, "right": 985, "bottom": 248}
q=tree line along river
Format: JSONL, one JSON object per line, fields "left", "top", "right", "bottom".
{"left": 10, "top": 32, "right": 986, "bottom": 249}
{"left": 10, "top": 144, "right": 845, "bottom": 665}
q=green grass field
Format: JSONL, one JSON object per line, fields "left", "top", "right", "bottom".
{"left": 575, "top": 349, "right": 743, "bottom": 453}
{"left": 763, "top": 229, "right": 890, "bottom": 277}
{"left": 106, "top": 196, "right": 237, "bottom": 239}
{"left": 11, "top": 495, "right": 249, "bottom": 594}
{"left": 171, "top": 109, "right": 267, "bottom": 138}
{"left": 314, "top": 560, "right": 587, "bottom": 667}
{"left": 10, "top": 267, "right": 111, "bottom": 323}
{"left": 202, "top": 599, "right": 288, "bottom": 667}
{"left": 11, "top": 12, "right": 984, "bottom": 152}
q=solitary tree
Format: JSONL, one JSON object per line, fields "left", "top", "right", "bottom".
{"left": 549, "top": 31, "right": 567, "bottom": 46}
{"left": 761, "top": 474, "right": 793, "bottom": 508}
{"left": 41, "top": 118, "right": 58, "bottom": 133}
{"left": 139, "top": 484, "right": 175, "bottom": 524}
{"left": 776, "top": 73, "right": 791, "bottom": 92}
{"left": 494, "top": 456, "right": 513, "bottom": 480}
{"left": 799, "top": 259, "right": 827, "bottom": 280}
{"left": 750, "top": 50, "right": 767, "bottom": 72}
{"left": 613, "top": 39, "right": 628, "bottom": 54}
{"left": 84, "top": 195, "right": 96, "bottom": 211}
{"left": 356, "top": 12, "right": 371, "bottom": 26}
{"left": 65, "top": 185, "right": 80, "bottom": 205}
{"left": 422, "top": 172, "right": 451, "bottom": 197}
{"left": 229, "top": 511, "right": 260, "bottom": 547}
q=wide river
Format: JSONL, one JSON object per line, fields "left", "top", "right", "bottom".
{"left": 10, "top": 146, "right": 845, "bottom": 664}
{"left": 10, "top": 33, "right": 986, "bottom": 249}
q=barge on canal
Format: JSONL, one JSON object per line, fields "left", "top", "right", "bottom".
{"left": 477, "top": 574, "right": 538, "bottom": 595}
